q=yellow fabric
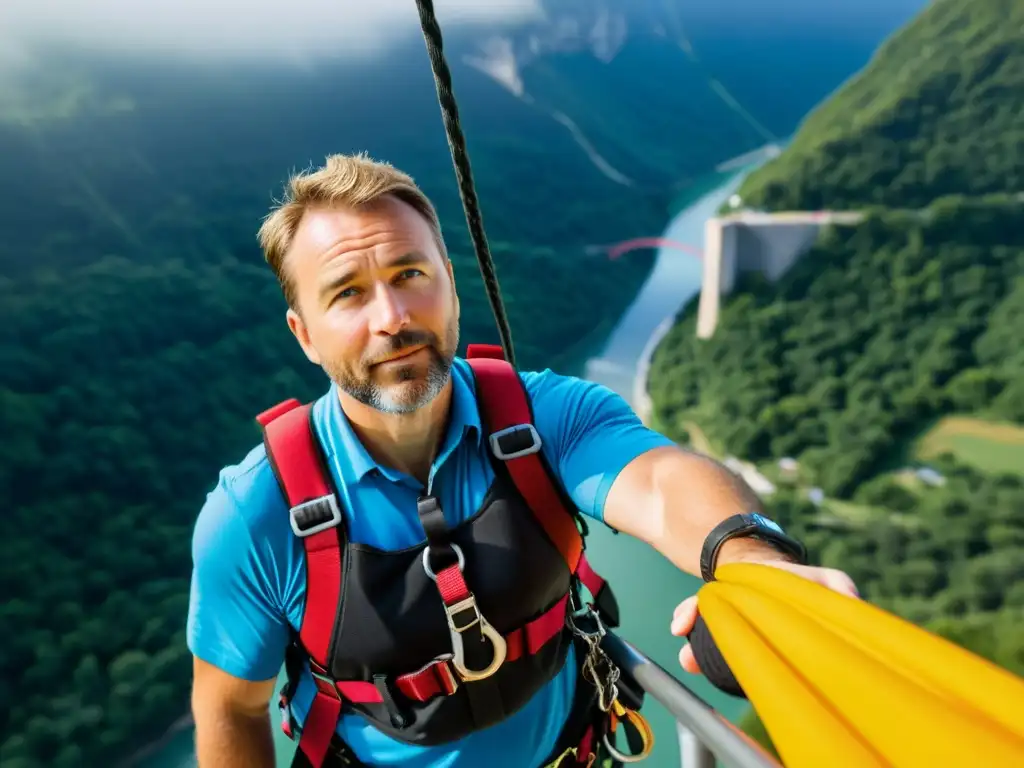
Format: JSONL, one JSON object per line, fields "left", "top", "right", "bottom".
{"left": 698, "top": 563, "right": 1024, "bottom": 767}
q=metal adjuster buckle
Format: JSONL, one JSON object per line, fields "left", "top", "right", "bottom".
{"left": 289, "top": 494, "right": 342, "bottom": 538}
{"left": 489, "top": 423, "right": 542, "bottom": 460}
{"left": 443, "top": 594, "right": 507, "bottom": 682}
{"left": 445, "top": 596, "right": 483, "bottom": 633}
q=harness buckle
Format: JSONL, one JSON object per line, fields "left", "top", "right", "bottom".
{"left": 444, "top": 594, "right": 508, "bottom": 682}
{"left": 309, "top": 668, "right": 342, "bottom": 701}
{"left": 489, "top": 423, "right": 542, "bottom": 460}
{"left": 289, "top": 495, "right": 342, "bottom": 538}
{"left": 437, "top": 658, "right": 460, "bottom": 695}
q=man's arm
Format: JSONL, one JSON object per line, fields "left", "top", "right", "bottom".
{"left": 186, "top": 471, "right": 293, "bottom": 767}
{"left": 602, "top": 444, "right": 794, "bottom": 577}
{"left": 192, "top": 658, "right": 277, "bottom": 768}
{"left": 528, "top": 370, "right": 859, "bottom": 675}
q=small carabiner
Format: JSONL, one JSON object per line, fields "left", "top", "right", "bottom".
{"left": 601, "top": 700, "right": 655, "bottom": 763}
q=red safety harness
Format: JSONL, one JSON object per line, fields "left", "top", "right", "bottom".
{"left": 256, "top": 344, "right": 625, "bottom": 766}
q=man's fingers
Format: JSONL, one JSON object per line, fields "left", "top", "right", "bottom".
{"left": 671, "top": 563, "right": 860, "bottom": 680}
{"left": 678, "top": 643, "right": 701, "bottom": 675}
{"left": 670, "top": 595, "right": 698, "bottom": 636}
{"left": 828, "top": 569, "right": 860, "bottom": 598}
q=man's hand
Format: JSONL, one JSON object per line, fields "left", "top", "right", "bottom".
{"left": 669, "top": 559, "right": 860, "bottom": 674}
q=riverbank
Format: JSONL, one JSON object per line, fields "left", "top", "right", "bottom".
{"left": 584, "top": 165, "right": 757, "bottom": 409}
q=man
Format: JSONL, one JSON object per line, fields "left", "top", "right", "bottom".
{"left": 187, "top": 153, "right": 859, "bottom": 768}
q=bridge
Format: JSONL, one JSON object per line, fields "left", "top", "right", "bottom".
{"left": 587, "top": 210, "right": 864, "bottom": 341}
{"left": 696, "top": 210, "right": 864, "bottom": 338}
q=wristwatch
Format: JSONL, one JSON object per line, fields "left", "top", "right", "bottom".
{"left": 699, "top": 513, "right": 807, "bottom": 582}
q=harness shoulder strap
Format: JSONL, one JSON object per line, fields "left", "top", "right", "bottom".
{"left": 465, "top": 346, "right": 621, "bottom": 627}
{"left": 465, "top": 345, "right": 584, "bottom": 574}
{"left": 257, "top": 399, "right": 346, "bottom": 767}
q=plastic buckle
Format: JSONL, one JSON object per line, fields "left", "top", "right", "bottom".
{"left": 489, "top": 424, "right": 542, "bottom": 460}
{"left": 289, "top": 495, "right": 342, "bottom": 538}
{"left": 437, "top": 659, "right": 459, "bottom": 695}
{"left": 309, "top": 668, "right": 342, "bottom": 700}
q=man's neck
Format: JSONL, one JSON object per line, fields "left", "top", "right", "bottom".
{"left": 338, "top": 381, "right": 453, "bottom": 487}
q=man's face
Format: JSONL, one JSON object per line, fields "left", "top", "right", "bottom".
{"left": 285, "top": 195, "right": 459, "bottom": 414}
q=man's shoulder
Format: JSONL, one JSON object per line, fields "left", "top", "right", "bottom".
{"left": 516, "top": 366, "right": 623, "bottom": 419}
{"left": 209, "top": 391, "right": 337, "bottom": 523}
{"left": 216, "top": 440, "right": 281, "bottom": 507}
{"left": 195, "top": 390, "right": 335, "bottom": 547}
{"left": 192, "top": 440, "right": 288, "bottom": 550}
{"left": 517, "top": 366, "right": 596, "bottom": 396}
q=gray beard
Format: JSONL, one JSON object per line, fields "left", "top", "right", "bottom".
{"left": 338, "top": 349, "right": 454, "bottom": 414}
{"left": 327, "top": 322, "right": 460, "bottom": 414}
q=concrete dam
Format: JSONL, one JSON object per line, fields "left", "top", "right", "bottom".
{"left": 696, "top": 210, "right": 863, "bottom": 338}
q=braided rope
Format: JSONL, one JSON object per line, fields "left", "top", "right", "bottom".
{"left": 413, "top": 0, "right": 517, "bottom": 367}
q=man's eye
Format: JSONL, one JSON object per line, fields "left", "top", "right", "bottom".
{"left": 397, "top": 268, "right": 425, "bottom": 280}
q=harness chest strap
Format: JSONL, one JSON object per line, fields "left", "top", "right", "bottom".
{"left": 257, "top": 348, "right": 613, "bottom": 766}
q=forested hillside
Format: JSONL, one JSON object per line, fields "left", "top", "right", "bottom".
{"left": 731, "top": 0, "right": 1024, "bottom": 211}
{"left": 650, "top": 197, "right": 1024, "bottom": 495}
{"left": 651, "top": 196, "right": 1024, "bottom": 640}
{"left": 646, "top": 0, "right": 1024, "bottom": 750}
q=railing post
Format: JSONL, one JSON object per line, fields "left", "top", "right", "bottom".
{"left": 600, "top": 631, "right": 779, "bottom": 768}
{"left": 677, "top": 722, "right": 716, "bottom": 768}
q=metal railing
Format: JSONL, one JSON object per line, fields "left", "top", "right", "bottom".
{"left": 600, "top": 631, "right": 778, "bottom": 768}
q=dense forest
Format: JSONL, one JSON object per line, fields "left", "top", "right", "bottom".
{"left": 731, "top": 0, "right": 1024, "bottom": 212}
{"left": 648, "top": 0, "right": 1024, "bottom": 752}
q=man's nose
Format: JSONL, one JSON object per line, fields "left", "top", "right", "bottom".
{"left": 369, "top": 283, "right": 410, "bottom": 335}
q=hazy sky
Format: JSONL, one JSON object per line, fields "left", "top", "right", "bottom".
{"left": 0, "top": 0, "right": 543, "bottom": 67}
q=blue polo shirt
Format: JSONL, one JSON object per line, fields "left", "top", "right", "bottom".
{"left": 187, "top": 357, "right": 674, "bottom": 767}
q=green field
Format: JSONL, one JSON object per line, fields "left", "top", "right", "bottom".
{"left": 912, "top": 416, "right": 1024, "bottom": 476}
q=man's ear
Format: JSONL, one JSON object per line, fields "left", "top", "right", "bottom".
{"left": 287, "top": 307, "right": 321, "bottom": 365}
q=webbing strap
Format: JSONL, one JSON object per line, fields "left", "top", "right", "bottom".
{"left": 466, "top": 355, "right": 584, "bottom": 573}
{"left": 261, "top": 404, "right": 343, "bottom": 665}
{"left": 260, "top": 401, "right": 345, "bottom": 767}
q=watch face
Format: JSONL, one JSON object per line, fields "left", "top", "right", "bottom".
{"left": 751, "top": 513, "right": 784, "bottom": 534}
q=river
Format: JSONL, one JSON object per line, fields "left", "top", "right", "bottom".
{"left": 146, "top": 164, "right": 759, "bottom": 768}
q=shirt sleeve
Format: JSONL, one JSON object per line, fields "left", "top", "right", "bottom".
{"left": 524, "top": 369, "right": 676, "bottom": 523}
{"left": 186, "top": 472, "right": 291, "bottom": 682}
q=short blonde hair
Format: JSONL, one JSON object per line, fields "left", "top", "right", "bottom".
{"left": 258, "top": 152, "right": 446, "bottom": 308}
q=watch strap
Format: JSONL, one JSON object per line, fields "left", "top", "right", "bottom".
{"left": 699, "top": 513, "right": 807, "bottom": 582}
